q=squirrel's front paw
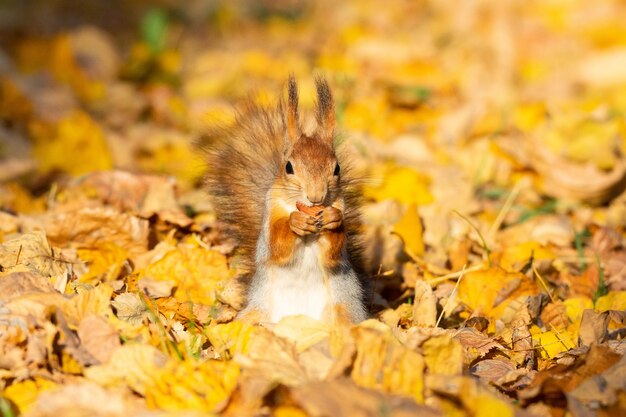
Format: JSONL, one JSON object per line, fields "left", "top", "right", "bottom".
{"left": 289, "top": 211, "right": 318, "bottom": 236}
{"left": 318, "top": 206, "right": 343, "bottom": 230}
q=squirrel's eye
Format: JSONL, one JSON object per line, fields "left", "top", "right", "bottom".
{"left": 333, "top": 163, "right": 340, "bottom": 176}
{"left": 286, "top": 161, "right": 294, "bottom": 175}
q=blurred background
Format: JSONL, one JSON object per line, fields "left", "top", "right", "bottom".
{"left": 1, "top": 0, "right": 625, "bottom": 276}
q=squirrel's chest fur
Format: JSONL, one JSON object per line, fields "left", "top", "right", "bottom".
{"left": 265, "top": 241, "right": 329, "bottom": 322}
{"left": 247, "top": 214, "right": 331, "bottom": 322}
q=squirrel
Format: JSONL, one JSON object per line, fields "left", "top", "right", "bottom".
{"left": 206, "top": 76, "right": 368, "bottom": 325}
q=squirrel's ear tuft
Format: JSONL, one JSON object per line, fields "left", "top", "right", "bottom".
{"left": 287, "top": 75, "right": 300, "bottom": 144}
{"left": 315, "top": 76, "right": 335, "bottom": 144}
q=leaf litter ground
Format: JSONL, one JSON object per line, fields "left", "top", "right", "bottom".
{"left": 1, "top": 1, "right": 626, "bottom": 416}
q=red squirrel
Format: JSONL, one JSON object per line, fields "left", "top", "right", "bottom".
{"left": 206, "top": 76, "right": 368, "bottom": 324}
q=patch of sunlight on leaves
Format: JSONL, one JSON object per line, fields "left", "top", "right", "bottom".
{"left": 422, "top": 335, "right": 464, "bottom": 376}
{"left": 2, "top": 377, "right": 57, "bottom": 414}
{"left": 135, "top": 132, "right": 207, "bottom": 188}
{"left": 457, "top": 267, "right": 539, "bottom": 317}
{"left": 273, "top": 315, "right": 331, "bottom": 352}
{"left": 145, "top": 359, "right": 239, "bottom": 412}
{"left": 351, "top": 322, "right": 425, "bottom": 403}
{"left": 393, "top": 203, "right": 425, "bottom": 258}
{"left": 60, "top": 283, "right": 114, "bottom": 327}
{"left": 595, "top": 291, "right": 626, "bottom": 312}
{"left": 499, "top": 241, "right": 556, "bottom": 271}
{"left": 141, "top": 244, "right": 231, "bottom": 306}
{"left": 532, "top": 329, "right": 576, "bottom": 359}
{"left": 29, "top": 110, "right": 113, "bottom": 176}
{"left": 85, "top": 344, "right": 167, "bottom": 395}
{"left": 206, "top": 321, "right": 255, "bottom": 358}
{"left": 364, "top": 165, "right": 433, "bottom": 206}
{"left": 77, "top": 242, "right": 128, "bottom": 284}
{"left": 563, "top": 296, "right": 593, "bottom": 323}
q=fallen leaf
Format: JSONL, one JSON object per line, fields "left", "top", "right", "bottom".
{"left": 291, "top": 378, "right": 440, "bottom": 417}
{"left": 145, "top": 359, "right": 240, "bottom": 413}
{"left": 141, "top": 244, "right": 231, "bottom": 306}
{"left": 412, "top": 279, "right": 437, "bottom": 327}
{"left": 84, "top": 343, "right": 167, "bottom": 395}
{"left": 111, "top": 292, "right": 149, "bottom": 325}
{"left": 77, "top": 315, "right": 121, "bottom": 363}
{"left": 393, "top": 203, "right": 425, "bottom": 258}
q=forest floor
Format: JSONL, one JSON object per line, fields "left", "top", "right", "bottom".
{"left": 1, "top": 1, "right": 625, "bottom": 416}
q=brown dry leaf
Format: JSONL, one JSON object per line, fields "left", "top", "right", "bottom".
{"left": 0, "top": 231, "right": 68, "bottom": 278}
{"left": 470, "top": 358, "right": 517, "bottom": 384}
{"left": 0, "top": 271, "right": 56, "bottom": 299}
{"left": 567, "top": 354, "right": 626, "bottom": 413}
{"left": 540, "top": 301, "right": 570, "bottom": 331}
{"left": 291, "top": 378, "right": 441, "bottom": 417}
{"left": 24, "top": 381, "right": 145, "bottom": 417}
{"left": 518, "top": 344, "right": 622, "bottom": 406}
{"left": 412, "top": 279, "right": 437, "bottom": 327}
{"left": 453, "top": 327, "right": 504, "bottom": 360}
{"left": 44, "top": 207, "right": 149, "bottom": 259}
{"left": 77, "top": 315, "right": 121, "bottom": 363}
{"left": 578, "top": 309, "right": 609, "bottom": 346}
{"left": 525, "top": 136, "right": 626, "bottom": 204}
{"left": 137, "top": 276, "right": 175, "bottom": 298}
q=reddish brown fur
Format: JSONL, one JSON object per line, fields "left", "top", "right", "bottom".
{"left": 319, "top": 227, "right": 345, "bottom": 269}
{"left": 269, "top": 213, "right": 298, "bottom": 265}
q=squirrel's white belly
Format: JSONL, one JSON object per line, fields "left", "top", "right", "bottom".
{"left": 264, "top": 242, "right": 330, "bottom": 322}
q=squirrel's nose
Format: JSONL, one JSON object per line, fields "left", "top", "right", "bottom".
{"left": 307, "top": 193, "right": 325, "bottom": 205}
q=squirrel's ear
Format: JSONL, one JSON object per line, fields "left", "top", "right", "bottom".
{"left": 286, "top": 75, "right": 300, "bottom": 144}
{"left": 315, "top": 76, "right": 335, "bottom": 144}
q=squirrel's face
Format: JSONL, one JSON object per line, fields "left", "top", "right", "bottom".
{"left": 281, "top": 76, "right": 340, "bottom": 206}
{"left": 283, "top": 135, "right": 340, "bottom": 206}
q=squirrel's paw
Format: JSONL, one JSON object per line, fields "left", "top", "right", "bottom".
{"left": 289, "top": 211, "right": 318, "bottom": 236}
{"left": 318, "top": 206, "right": 343, "bottom": 230}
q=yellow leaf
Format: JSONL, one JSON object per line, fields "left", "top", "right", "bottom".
{"left": 273, "top": 315, "right": 331, "bottom": 352}
{"left": 29, "top": 110, "right": 113, "bottom": 176}
{"left": 141, "top": 245, "right": 231, "bottom": 306}
{"left": 77, "top": 242, "right": 128, "bottom": 284}
{"left": 351, "top": 323, "right": 424, "bottom": 403}
{"left": 85, "top": 344, "right": 166, "bottom": 395}
{"left": 563, "top": 296, "right": 593, "bottom": 323}
{"left": 500, "top": 241, "right": 556, "bottom": 271}
{"left": 364, "top": 165, "right": 433, "bottom": 206}
{"left": 274, "top": 406, "right": 308, "bottom": 417}
{"left": 532, "top": 329, "right": 576, "bottom": 359}
{"left": 595, "top": 291, "right": 626, "bottom": 312}
{"left": 393, "top": 203, "right": 425, "bottom": 258}
{"left": 60, "top": 284, "right": 114, "bottom": 327}
{"left": 457, "top": 267, "right": 538, "bottom": 317}
{"left": 422, "top": 335, "right": 463, "bottom": 375}
{"left": 145, "top": 359, "right": 239, "bottom": 412}
{"left": 206, "top": 321, "right": 255, "bottom": 357}
{"left": 473, "top": 392, "right": 515, "bottom": 417}
{"left": 135, "top": 131, "right": 207, "bottom": 187}
{"left": 3, "top": 377, "right": 56, "bottom": 413}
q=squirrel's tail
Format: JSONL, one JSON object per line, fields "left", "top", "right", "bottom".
{"left": 204, "top": 92, "right": 288, "bottom": 273}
